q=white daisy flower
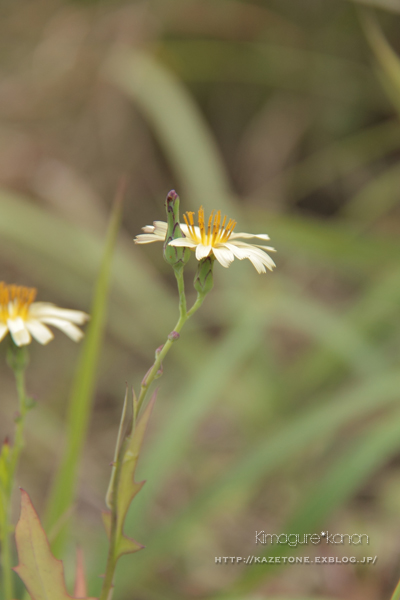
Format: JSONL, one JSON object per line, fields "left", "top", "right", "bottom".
{"left": 135, "top": 207, "right": 276, "bottom": 273}
{"left": 0, "top": 282, "right": 89, "bottom": 347}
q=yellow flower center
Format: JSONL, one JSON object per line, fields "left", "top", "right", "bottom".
{"left": 0, "top": 282, "right": 37, "bottom": 321}
{"left": 183, "top": 206, "right": 237, "bottom": 246}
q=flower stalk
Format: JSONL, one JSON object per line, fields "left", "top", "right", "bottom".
{"left": 99, "top": 194, "right": 216, "bottom": 600}
{"left": 0, "top": 342, "right": 32, "bottom": 600}
{"left": 99, "top": 270, "right": 207, "bottom": 600}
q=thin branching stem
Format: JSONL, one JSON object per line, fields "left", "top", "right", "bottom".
{"left": 99, "top": 269, "right": 206, "bottom": 600}
{"left": 1, "top": 351, "right": 29, "bottom": 600}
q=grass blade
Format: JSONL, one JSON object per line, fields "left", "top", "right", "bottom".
{"left": 0, "top": 187, "right": 176, "bottom": 350}
{"left": 104, "top": 48, "right": 234, "bottom": 214}
{"left": 391, "top": 579, "right": 400, "bottom": 600}
{"left": 117, "top": 368, "right": 400, "bottom": 590}
{"left": 361, "top": 10, "right": 400, "bottom": 112}
{"left": 226, "top": 408, "right": 400, "bottom": 594}
{"left": 44, "top": 181, "right": 125, "bottom": 554}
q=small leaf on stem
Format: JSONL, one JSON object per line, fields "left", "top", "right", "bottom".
{"left": 14, "top": 489, "right": 97, "bottom": 600}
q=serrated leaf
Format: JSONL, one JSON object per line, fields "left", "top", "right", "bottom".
{"left": 101, "top": 511, "right": 143, "bottom": 557}
{"left": 105, "top": 386, "right": 131, "bottom": 510}
{"left": 13, "top": 490, "right": 97, "bottom": 600}
{"left": 104, "top": 392, "right": 156, "bottom": 559}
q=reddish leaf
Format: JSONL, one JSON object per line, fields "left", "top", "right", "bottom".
{"left": 14, "top": 490, "right": 97, "bottom": 600}
{"left": 74, "top": 547, "right": 88, "bottom": 599}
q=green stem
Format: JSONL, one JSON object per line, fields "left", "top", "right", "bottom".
{"left": 99, "top": 269, "right": 206, "bottom": 600}
{"left": 99, "top": 509, "right": 118, "bottom": 600}
{"left": 0, "top": 490, "right": 13, "bottom": 600}
{"left": 136, "top": 269, "right": 204, "bottom": 415}
{"left": 1, "top": 348, "right": 29, "bottom": 600}
{"left": 10, "top": 369, "right": 29, "bottom": 480}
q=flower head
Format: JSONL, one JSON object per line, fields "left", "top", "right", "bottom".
{"left": 0, "top": 282, "right": 89, "bottom": 347}
{"left": 135, "top": 206, "right": 276, "bottom": 273}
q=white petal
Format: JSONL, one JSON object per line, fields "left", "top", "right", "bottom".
{"left": 135, "top": 221, "right": 167, "bottom": 243}
{"left": 152, "top": 221, "right": 168, "bottom": 235}
{"left": 232, "top": 240, "right": 276, "bottom": 251}
{"left": 7, "top": 317, "right": 31, "bottom": 346}
{"left": 230, "top": 232, "right": 270, "bottom": 241}
{"left": 195, "top": 244, "right": 212, "bottom": 260}
{"left": 179, "top": 224, "right": 201, "bottom": 242}
{"left": 245, "top": 249, "right": 275, "bottom": 272}
{"left": 29, "top": 303, "right": 89, "bottom": 325}
{"left": 253, "top": 244, "right": 277, "bottom": 252}
{"left": 25, "top": 319, "right": 54, "bottom": 345}
{"left": 168, "top": 238, "right": 197, "bottom": 248}
{"left": 212, "top": 246, "right": 235, "bottom": 268}
{"left": 0, "top": 322, "right": 8, "bottom": 342}
{"left": 134, "top": 233, "right": 164, "bottom": 244}
{"left": 37, "top": 317, "right": 84, "bottom": 342}
{"left": 179, "top": 223, "right": 190, "bottom": 237}
{"left": 248, "top": 256, "right": 267, "bottom": 273}
{"left": 225, "top": 243, "right": 276, "bottom": 273}
{"left": 247, "top": 247, "right": 276, "bottom": 270}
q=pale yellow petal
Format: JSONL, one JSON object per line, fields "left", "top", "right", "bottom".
{"left": 25, "top": 319, "right": 54, "bottom": 345}
{"left": 38, "top": 316, "right": 84, "bottom": 342}
{"left": 230, "top": 232, "right": 270, "bottom": 240}
{"left": 212, "top": 246, "right": 234, "bottom": 268}
{"left": 29, "top": 303, "right": 89, "bottom": 325}
{"left": 0, "top": 323, "right": 8, "bottom": 342}
{"left": 7, "top": 317, "right": 31, "bottom": 346}
{"left": 225, "top": 243, "right": 275, "bottom": 273}
{"left": 134, "top": 233, "right": 165, "bottom": 244}
{"left": 152, "top": 221, "right": 168, "bottom": 235}
{"left": 253, "top": 244, "right": 277, "bottom": 252}
{"left": 195, "top": 244, "right": 212, "bottom": 260}
{"left": 168, "top": 238, "right": 197, "bottom": 248}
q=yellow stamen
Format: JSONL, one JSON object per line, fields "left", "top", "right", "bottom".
{"left": 183, "top": 212, "right": 200, "bottom": 242}
{"left": 198, "top": 207, "right": 205, "bottom": 244}
{"left": 182, "top": 207, "right": 236, "bottom": 247}
{"left": 0, "top": 282, "right": 37, "bottom": 322}
{"left": 212, "top": 211, "right": 221, "bottom": 245}
{"left": 206, "top": 211, "right": 214, "bottom": 245}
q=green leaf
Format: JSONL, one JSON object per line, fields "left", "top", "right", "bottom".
{"left": 103, "top": 390, "right": 157, "bottom": 560}
{"left": 120, "top": 368, "right": 400, "bottom": 588}
{"left": 14, "top": 490, "right": 96, "bottom": 600}
{"left": 229, "top": 409, "right": 400, "bottom": 594}
{"left": 124, "top": 308, "right": 270, "bottom": 538}
{"left": 391, "top": 579, "right": 400, "bottom": 600}
{"left": 281, "top": 119, "right": 400, "bottom": 204}
{"left": 161, "top": 39, "right": 377, "bottom": 105}
{"left": 342, "top": 162, "right": 400, "bottom": 225}
{"left": 361, "top": 10, "right": 400, "bottom": 112}
{"left": 350, "top": 0, "right": 400, "bottom": 14}
{"left": 44, "top": 183, "right": 124, "bottom": 554}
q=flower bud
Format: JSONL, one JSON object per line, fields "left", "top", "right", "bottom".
{"left": 194, "top": 256, "right": 215, "bottom": 295}
{"left": 163, "top": 190, "right": 190, "bottom": 269}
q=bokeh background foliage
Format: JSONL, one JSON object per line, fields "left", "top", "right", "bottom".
{"left": 2, "top": 0, "right": 400, "bottom": 598}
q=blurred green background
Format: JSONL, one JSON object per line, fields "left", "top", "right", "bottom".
{"left": 2, "top": 0, "right": 400, "bottom": 598}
